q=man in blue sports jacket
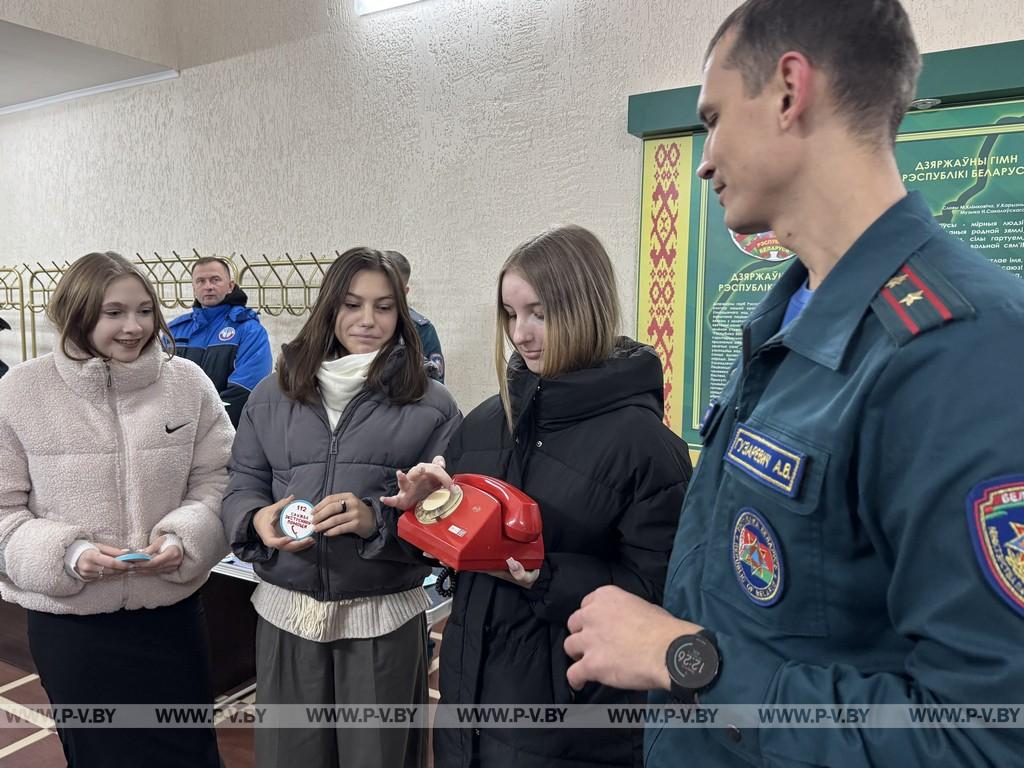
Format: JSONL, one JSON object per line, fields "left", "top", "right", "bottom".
{"left": 168, "top": 257, "right": 272, "bottom": 427}
{"left": 563, "top": 1, "right": 1024, "bottom": 766}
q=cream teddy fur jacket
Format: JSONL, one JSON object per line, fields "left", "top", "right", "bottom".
{"left": 0, "top": 341, "right": 233, "bottom": 614}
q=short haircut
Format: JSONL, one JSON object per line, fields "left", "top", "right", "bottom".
{"left": 383, "top": 250, "right": 411, "bottom": 284}
{"left": 191, "top": 256, "right": 233, "bottom": 279}
{"left": 707, "top": 0, "right": 921, "bottom": 144}
{"left": 47, "top": 251, "right": 173, "bottom": 360}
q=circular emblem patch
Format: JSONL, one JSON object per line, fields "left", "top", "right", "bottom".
{"left": 429, "top": 352, "right": 444, "bottom": 378}
{"left": 730, "top": 230, "right": 796, "bottom": 263}
{"left": 732, "top": 508, "right": 784, "bottom": 606}
{"left": 218, "top": 326, "right": 236, "bottom": 342}
{"left": 966, "top": 476, "right": 1024, "bottom": 618}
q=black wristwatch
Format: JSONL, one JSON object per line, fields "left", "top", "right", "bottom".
{"left": 665, "top": 629, "right": 720, "bottom": 704}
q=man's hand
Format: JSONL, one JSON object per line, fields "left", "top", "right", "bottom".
{"left": 564, "top": 585, "right": 701, "bottom": 692}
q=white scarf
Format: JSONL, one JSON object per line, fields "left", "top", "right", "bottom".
{"left": 316, "top": 349, "right": 378, "bottom": 429}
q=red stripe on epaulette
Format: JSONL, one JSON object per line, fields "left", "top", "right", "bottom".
{"left": 901, "top": 265, "right": 953, "bottom": 320}
{"left": 881, "top": 288, "right": 920, "bottom": 335}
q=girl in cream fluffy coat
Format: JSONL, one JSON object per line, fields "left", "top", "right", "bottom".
{"left": 0, "top": 252, "right": 233, "bottom": 767}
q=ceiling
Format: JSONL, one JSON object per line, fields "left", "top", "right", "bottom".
{"left": 0, "top": 20, "right": 175, "bottom": 115}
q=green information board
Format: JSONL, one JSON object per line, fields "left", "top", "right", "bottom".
{"left": 640, "top": 99, "right": 1024, "bottom": 448}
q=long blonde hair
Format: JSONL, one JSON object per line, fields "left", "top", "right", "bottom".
{"left": 495, "top": 225, "right": 621, "bottom": 429}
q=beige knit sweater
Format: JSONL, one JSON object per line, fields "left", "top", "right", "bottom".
{"left": 0, "top": 342, "right": 233, "bottom": 614}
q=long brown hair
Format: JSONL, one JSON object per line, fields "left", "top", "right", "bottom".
{"left": 495, "top": 225, "right": 621, "bottom": 428}
{"left": 278, "top": 248, "right": 427, "bottom": 404}
{"left": 47, "top": 251, "right": 173, "bottom": 361}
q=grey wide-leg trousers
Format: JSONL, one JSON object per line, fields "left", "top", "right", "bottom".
{"left": 255, "top": 614, "right": 428, "bottom": 768}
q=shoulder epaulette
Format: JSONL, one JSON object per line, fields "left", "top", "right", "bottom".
{"left": 409, "top": 308, "right": 429, "bottom": 326}
{"left": 870, "top": 253, "right": 975, "bottom": 346}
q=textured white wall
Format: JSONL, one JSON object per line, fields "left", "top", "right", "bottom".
{"left": 0, "top": 0, "right": 175, "bottom": 68}
{"left": 1, "top": 0, "right": 1022, "bottom": 410}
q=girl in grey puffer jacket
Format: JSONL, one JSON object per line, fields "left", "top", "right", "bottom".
{"left": 223, "top": 247, "right": 461, "bottom": 768}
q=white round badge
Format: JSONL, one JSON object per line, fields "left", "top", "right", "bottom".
{"left": 279, "top": 499, "right": 315, "bottom": 540}
{"left": 218, "top": 326, "right": 236, "bottom": 342}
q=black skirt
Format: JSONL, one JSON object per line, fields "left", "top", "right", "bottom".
{"left": 27, "top": 591, "right": 221, "bottom": 768}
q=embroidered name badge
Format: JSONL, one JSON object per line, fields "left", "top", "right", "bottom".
{"left": 732, "top": 508, "right": 784, "bottom": 606}
{"left": 724, "top": 423, "right": 806, "bottom": 498}
{"left": 966, "top": 476, "right": 1024, "bottom": 618}
{"left": 218, "top": 326, "right": 236, "bottom": 342}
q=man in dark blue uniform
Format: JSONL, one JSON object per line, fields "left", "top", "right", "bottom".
{"left": 384, "top": 250, "right": 446, "bottom": 382}
{"left": 564, "top": 1, "right": 1024, "bottom": 765}
{"left": 168, "top": 257, "right": 272, "bottom": 427}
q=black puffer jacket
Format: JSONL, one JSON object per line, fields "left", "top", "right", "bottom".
{"left": 222, "top": 347, "right": 461, "bottom": 599}
{"left": 435, "top": 338, "right": 692, "bottom": 768}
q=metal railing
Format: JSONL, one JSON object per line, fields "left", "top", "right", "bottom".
{"left": 4, "top": 251, "right": 342, "bottom": 359}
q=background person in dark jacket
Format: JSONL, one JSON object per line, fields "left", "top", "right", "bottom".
{"left": 384, "top": 225, "right": 692, "bottom": 768}
{"left": 222, "top": 247, "right": 460, "bottom": 768}
{"left": 385, "top": 250, "right": 446, "bottom": 382}
{"left": 168, "top": 256, "right": 273, "bottom": 426}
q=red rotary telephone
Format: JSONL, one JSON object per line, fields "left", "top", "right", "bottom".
{"left": 397, "top": 474, "right": 544, "bottom": 571}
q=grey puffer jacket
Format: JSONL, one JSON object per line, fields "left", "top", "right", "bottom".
{"left": 222, "top": 348, "right": 461, "bottom": 600}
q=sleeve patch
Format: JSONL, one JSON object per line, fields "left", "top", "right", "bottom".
{"left": 429, "top": 353, "right": 444, "bottom": 379}
{"left": 966, "top": 475, "right": 1024, "bottom": 618}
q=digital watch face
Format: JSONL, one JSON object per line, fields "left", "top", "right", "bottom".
{"left": 668, "top": 634, "right": 719, "bottom": 690}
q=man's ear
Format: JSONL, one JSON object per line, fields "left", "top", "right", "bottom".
{"left": 776, "top": 51, "right": 813, "bottom": 131}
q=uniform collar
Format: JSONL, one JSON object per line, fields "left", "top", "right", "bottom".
{"left": 747, "top": 191, "right": 939, "bottom": 370}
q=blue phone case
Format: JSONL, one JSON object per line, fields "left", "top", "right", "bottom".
{"left": 115, "top": 552, "right": 153, "bottom": 562}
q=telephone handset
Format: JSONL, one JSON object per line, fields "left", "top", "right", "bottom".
{"left": 397, "top": 473, "right": 544, "bottom": 571}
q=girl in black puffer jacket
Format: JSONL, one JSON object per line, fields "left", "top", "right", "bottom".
{"left": 384, "top": 225, "right": 693, "bottom": 768}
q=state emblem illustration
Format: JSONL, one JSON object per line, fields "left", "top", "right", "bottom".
{"left": 967, "top": 476, "right": 1024, "bottom": 618}
{"left": 732, "top": 507, "right": 784, "bottom": 606}
{"left": 730, "top": 230, "right": 796, "bottom": 262}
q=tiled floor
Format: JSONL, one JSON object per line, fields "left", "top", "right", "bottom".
{"left": 0, "top": 661, "right": 63, "bottom": 767}
{"left": 0, "top": 622, "right": 446, "bottom": 767}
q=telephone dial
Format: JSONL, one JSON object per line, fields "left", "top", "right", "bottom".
{"left": 397, "top": 474, "right": 544, "bottom": 571}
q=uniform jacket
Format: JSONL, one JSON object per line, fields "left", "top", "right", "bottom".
{"left": 168, "top": 286, "right": 273, "bottom": 426}
{"left": 646, "top": 192, "right": 1024, "bottom": 767}
{"left": 0, "top": 342, "right": 233, "bottom": 615}
{"left": 434, "top": 338, "right": 692, "bottom": 768}
{"left": 411, "top": 307, "right": 445, "bottom": 383}
{"left": 222, "top": 346, "right": 461, "bottom": 600}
